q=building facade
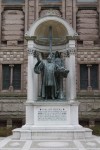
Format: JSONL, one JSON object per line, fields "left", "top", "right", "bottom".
{"left": 0, "top": 0, "right": 100, "bottom": 127}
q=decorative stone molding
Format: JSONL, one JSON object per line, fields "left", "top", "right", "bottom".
{"left": 64, "top": 48, "right": 76, "bottom": 57}
{"left": 27, "top": 48, "right": 34, "bottom": 55}
{"left": 69, "top": 48, "right": 76, "bottom": 55}
{"left": 28, "top": 49, "right": 38, "bottom": 58}
{"left": 66, "top": 35, "right": 78, "bottom": 40}
{"left": 40, "top": 9, "right": 62, "bottom": 17}
{"left": 25, "top": 36, "right": 36, "bottom": 41}
{"left": 64, "top": 50, "right": 70, "bottom": 57}
{"left": 26, "top": 16, "right": 78, "bottom": 37}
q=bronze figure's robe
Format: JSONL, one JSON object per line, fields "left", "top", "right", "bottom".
{"left": 34, "top": 60, "right": 56, "bottom": 99}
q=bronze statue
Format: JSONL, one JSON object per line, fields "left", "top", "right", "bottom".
{"left": 34, "top": 51, "right": 69, "bottom": 100}
{"left": 34, "top": 26, "right": 69, "bottom": 100}
{"left": 34, "top": 53, "right": 56, "bottom": 99}
{"left": 54, "top": 51, "right": 69, "bottom": 99}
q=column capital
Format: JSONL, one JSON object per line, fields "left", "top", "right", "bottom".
{"left": 27, "top": 48, "right": 34, "bottom": 55}
{"left": 25, "top": 36, "right": 36, "bottom": 41}
{"left": 69, "top": 48, "right": 76, "bottom": 55}
{"left": 64, "top": 48, "right": 76, "bottom": 57}
{"left": 87, "top": 64, "right": 92, "bottom": 67}
{"left": 27, "top": 49, "right": 38, "bottom": 58}
{"left": 66, "top": 35, "right": 78, "bottom": 41}
{"left": 9, "top": 64, "right": 14, "bottom": 67}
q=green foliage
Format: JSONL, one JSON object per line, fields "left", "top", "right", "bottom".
{"left": 90, "top": 125, "right": 100, "bottom": 136}
{"left": 0, "top": 127, "right": 12, "bottom": 137}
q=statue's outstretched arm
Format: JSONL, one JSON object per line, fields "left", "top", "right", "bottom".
{"left": 37, "top": 53, "right": 41, "bottom": 62}
{"left": 33, "top": 51, "right": 41, "bottom": 62}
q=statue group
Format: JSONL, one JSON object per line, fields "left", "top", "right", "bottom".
{"left": 34, "top": 51, "right": 69, "bottom": 100}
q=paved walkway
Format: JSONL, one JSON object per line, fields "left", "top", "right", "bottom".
{"left": 0, "top": 135, "right": 100, "bottom": 150}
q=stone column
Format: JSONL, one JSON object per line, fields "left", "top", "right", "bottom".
{"left": 9, "top": 64, "right": 14, "bottom": 91}
{"left": 27, "top": 40, "right": 38, "bottom": 102}
{"left": 87, "top": 64, "right": 92, "bottom": 91}
{"left": 26, "top": 40, "right": 38, "bottom": 125}
{"left": 65, "top": 40, "right": 76, "bottom": 101}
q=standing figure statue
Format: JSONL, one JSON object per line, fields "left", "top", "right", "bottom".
{"left": 34, "top": 53, "right": 56, "bottom": 99}
{"left": 34, "top": 26, "right": 69, "bottom": 100}
{"left": 54, "top": 51, "right": 69, "bottom": 99}
{"left": 34, "top": 51, "right": 69, "bottom": 100}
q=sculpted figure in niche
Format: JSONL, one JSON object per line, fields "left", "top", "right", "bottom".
{"left": 54, "top": 51, "right": 69, "bottom": 99}
{"left": 34, "top": 51, "right": 69, "bottom": 100}
{"left": 34, "top": 53, "right": 56, "bottom": 99}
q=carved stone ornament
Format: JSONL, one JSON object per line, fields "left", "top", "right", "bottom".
{"left": 40, "top": 9, "right": 61, "bottom": 17}
{"left": 27, "top": 48, "right": 34, "bottom": 55}
{"left": 69, "top": 48, "right": 76, "bottom": 55}
{"left": 64, "top": 48, "right": 76, "bottom": 57}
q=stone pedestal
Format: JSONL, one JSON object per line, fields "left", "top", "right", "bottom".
{"left": 12, "top": 16, "right": 92, "bottom": 145}
{"left": 12, "top": 101, "right": 92, "bottom": 140}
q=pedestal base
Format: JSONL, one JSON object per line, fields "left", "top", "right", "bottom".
{"left": 12, "top": 100, "right": 92, "bottom": 140}
{"left": 13, "top": 126, "right": 92, "bottom": 140}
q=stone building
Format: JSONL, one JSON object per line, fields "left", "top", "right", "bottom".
{"left": 0, "top": 0, "right": 100, "bottom": 127}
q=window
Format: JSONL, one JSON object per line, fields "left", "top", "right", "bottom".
{"left": 80, "top": 65, "right": 88, "bottom": 89}
{"left": 80, "top": 64, "right": 98, "bottom": 90}
{"left": 90, "top": 65, "right": 98, "bottom": 89}
{"left": 77, "top": 0, "right": 97, "bottom": 2}
{"left": 2, "top": 64, "right": 21, "bottom": 90}
{"left": 2, "top": 0, "right": 25, "bottom": 4}
{"left": 2, "top": 65, "right": 10, "bottom": 90}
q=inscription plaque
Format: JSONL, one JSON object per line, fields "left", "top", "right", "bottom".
{"left": 38, "top": 108, "right": 67, "bottom": 121}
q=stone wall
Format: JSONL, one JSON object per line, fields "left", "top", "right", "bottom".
{"left": 2, "top": 10, "right": 24, "bottom": 45}
{"left": 77, "top": 48, "right": 100, "bottom": 63}
{"left": 0, "top": 97, "right": 25, "bottom": 117}
{"left": 29, "top": 0, "right": 36, "bottom": 27}
{"left": 0, "top": 96, "right": 26, "bottom": 127}
{"left": 0, "top": 50, "right": 24, "bottom": 63}
{"left": 79, "top": 96, "right": 100, "bottom": 124}
{"left": 65, "top": 0, "right": 72, "bottom": 24}
{"left": 0, "top": 1, "right": 27, "bottom": 126}
{"left": 0, "top": 0, "right": 100, "bottom": 127}
{"left": 77, "top": 9, "right": 99, "bottom": 45}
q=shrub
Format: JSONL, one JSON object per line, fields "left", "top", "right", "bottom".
{"left": 90, "top": 125, "right": 100, "bottom": 136}
{"left": 0, "top": 127, "right": 12, "bottom": 137}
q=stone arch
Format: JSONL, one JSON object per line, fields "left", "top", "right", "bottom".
{"left": 25, "top": 16, "right": 78, "bottom": 38}
{"left": 26, "top": 16, "right": 78, "bottom": 103}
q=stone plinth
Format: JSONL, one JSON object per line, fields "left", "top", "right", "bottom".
{"left": 12, "top": 101, "right": 92, "bottom": 140}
